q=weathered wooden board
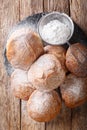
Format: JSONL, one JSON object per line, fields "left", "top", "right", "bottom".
{"left": 43, "top": 0, "right": 69, "bottom": 14}
{"left": 46, "top": 103, "right": 71, "bottom": 130}
{"left": 43, "top": 1, "right": 72, "bottom": 130}
{"left": 0, "top": 0, "right": 87, "bottom": 130}
{"left": 70, "top": 1, "right": 87, "bottom": 130}
{"left": 21, "top": 101, "right": 45, "bottom": 130}
{"left": 71, "top": 103, "right": 87, "bottom": 130}
{"left": 0, "top": 0, "right": 20, "bottom": 130}
{"left": 20, "top": 1, "right": 45, "bottom": 130}
{"left": 20, "top": 0, "right": 43, "bottom": 20}
{"left": 70, "top": 0, "right": 87, "bottom": 35}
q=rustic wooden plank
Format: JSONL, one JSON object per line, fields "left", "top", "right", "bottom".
{"left": 20, "top": 0, "right": 43, "bottom": 20}
{"left": 70, "top": 0, "right": 87, "bottom": 35}
{"left": 20, "top": 1, "right": 45, "bottom": 130}
{"left": 43, "top": 0, "right": 71, "bottom": 130}
{"left": 0, "top": 0, "right": 20, "bottom": 130}
{"left": 45, "top": 103, "right": 71, "bottom": 130}
{"left": 43, "top": 0, "right": 69, "bottom": 14}
{"left": 70, "top": 0, "right": 87, "bottom": 130}
{"left": 21, "top": 101, "right": 45, "bottom": 130}
{"left": 71, "top": 103, "right": 87, "bottom": 130}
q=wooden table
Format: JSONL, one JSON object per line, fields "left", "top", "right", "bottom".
{"left": 0, "top": 0, "right": 87, "bottom": 130}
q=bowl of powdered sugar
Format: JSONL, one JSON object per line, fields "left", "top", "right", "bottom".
{"left": 38, "top": 12, "right": 74, "bottom": 45}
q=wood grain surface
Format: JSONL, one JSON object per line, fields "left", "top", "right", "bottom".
{"left": 43, "top": 1, "right": 72, "bottom": 130}
{"left": 20, "top": 0, "right": 43, "bottom": 20}
{"left": 0, "top": 0, "right": 87, "bottom": 130}
{"left": 72, "top": 103, "right": 87, "bottom": 130}
{"left": 43, "top": 0, "right": 69, "bottom": 14}
{"left": 70, "top": 0, "right": 87, "bottom": 35}
{"left": 46, "top": 103, "right": 72, "bottom": 130}
{"left": 0, "top": 0, "right": 20, "bottom": 130}
{"left": 20, "top": 1, "right": 45, "bottom": 130}
{"left": 21, "top": 101, "right": 45, "bottom": 130}
{"left": 70, "top": 1, "right": 87, "bottom": 130}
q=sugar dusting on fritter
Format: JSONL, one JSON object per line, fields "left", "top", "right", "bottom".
{"left": 61, "top": 74, "right": 85, "bottom": 99}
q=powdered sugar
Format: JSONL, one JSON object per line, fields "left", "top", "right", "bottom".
{"left": 41, "top": 20, "right": 70, "bottom": 45}
{"left": 68, "top": 77, "right": 83, "bottom": 97}
{"left": 30, "top": 91, "right": 51, "bottom": 113}
{"left": 11, "top": 69, "right": 29, "bottom": 85}
{"left": 28, "top": 91, "right": 59, "bottom": 114}
{"left": 61, "top": 74, "right": 85, "bottom": 98}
